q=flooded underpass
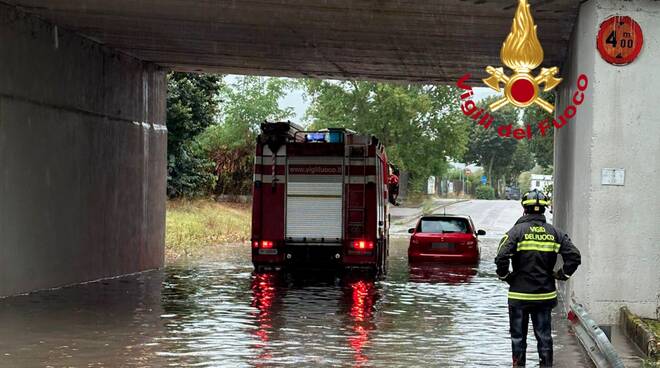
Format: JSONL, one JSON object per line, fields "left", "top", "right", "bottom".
{"left": 0, "top": 201, "right": 593, "bottom": 367}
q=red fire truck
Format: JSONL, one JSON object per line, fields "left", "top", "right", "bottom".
{"left": 251, "top": 122, "right": 390, "bottom": 272}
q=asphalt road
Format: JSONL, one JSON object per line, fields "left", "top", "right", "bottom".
{"left": 391, "top": 198, "right": 551, "bottom": 237}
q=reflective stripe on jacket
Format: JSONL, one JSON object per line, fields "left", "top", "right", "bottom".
{"left": 494, "top": 213, "right": 581, "bottom": 307}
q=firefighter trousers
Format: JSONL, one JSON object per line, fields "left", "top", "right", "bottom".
{"left": 508, "top": 305, "right": 553, "bottom": 367}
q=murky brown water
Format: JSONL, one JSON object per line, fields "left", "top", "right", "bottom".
{"left": 0, "top": 237, "right": 592, "bottom": 367}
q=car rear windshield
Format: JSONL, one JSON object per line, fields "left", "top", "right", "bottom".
{"left": 418, "top": 218, "right": 471, "bottom": 233}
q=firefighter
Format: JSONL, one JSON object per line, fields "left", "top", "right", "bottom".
{"left": 495, "top": 190, "right": 581, "bottom": 367}
{"left": 388, "top": 166, "right": 400, "bottom": 205}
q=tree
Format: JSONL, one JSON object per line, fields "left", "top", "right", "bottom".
{"left": 463, "top": 96, "right": 540, "bottom": 196}
{"left": 166, "top": 72, "right": 222, "bottom": 198}
{"left": 302, "top": 80, "right": 469, "bottom": 191}
{"left": 197, "top": 76, "right": 294, "bottom": 195}
{"left": 523, "top": 92, "right": 555, "bottom": 168}
{"left": 509, "top": 141, "right": 535, "bottom": 182}
{"left": 518, "top": 171, "right": 532, "bottom": 192}
{"left": 463, "top": 96, "right": 519, "bottom": 190}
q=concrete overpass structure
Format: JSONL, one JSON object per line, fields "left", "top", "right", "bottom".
{"left": 0, "top": 0, "right": 658, "bottom": 325}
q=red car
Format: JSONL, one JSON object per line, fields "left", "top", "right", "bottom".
{"left": 408, "top": 215, "right": 485, "bottom": 264}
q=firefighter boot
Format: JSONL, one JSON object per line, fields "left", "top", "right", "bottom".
{"left": 539, "top": 349, "right": 553, "bottom": 367}
{"left": 512, "top": 352, "right": 526, "bottom": 367}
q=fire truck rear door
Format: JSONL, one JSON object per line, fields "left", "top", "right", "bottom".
{"left": 286, "top": 157, "right": 343, "bottom": 241}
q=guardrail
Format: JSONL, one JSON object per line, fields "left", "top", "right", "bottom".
{"left": 567, "top": 301, "right": 625, "bottom": 368}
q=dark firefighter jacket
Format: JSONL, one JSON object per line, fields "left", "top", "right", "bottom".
{"left": 495, "top": 214, "right": 581, "bottom": 308}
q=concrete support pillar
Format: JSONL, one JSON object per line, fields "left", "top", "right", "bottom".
{"left": 555, "top": 0, "right": 660, "bottom": 323}
{"left": 0, "top": 5, "right": 166, "bottom": 296}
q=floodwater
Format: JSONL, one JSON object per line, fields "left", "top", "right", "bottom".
{"left": 0, "top": 201, "right": 593, "bottom": 367}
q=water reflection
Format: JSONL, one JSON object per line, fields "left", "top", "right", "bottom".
{"left": 344, "top": 276, "right": 377, "bottom": 367}
{"left": 250, "top": 273, "right": 277, "bottom": 366}
{"left": 247, "top": 270, "right": 380, "bottom": 367}
{"left": 408, "top": 263, "right": 478, "bottom": 284}
{"left": 0, "top": 240, "right": 592, "bottom": 367}
{"left": 251, "top": 272, "right": 277, "bottom": 345}
{"left": 0, "top": 271, "right": 168, "bottom": 367}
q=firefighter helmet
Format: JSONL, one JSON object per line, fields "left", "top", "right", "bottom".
{"left": 521, "top": 189, "right": 550, "bottom": 211}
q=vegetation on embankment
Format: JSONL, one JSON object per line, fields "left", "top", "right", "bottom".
{"left": 645, "top": 319, "right": 660, "bottom": 335}
{"left": 399, "top": 192, "right": 430, "bottom": 208}
{"left": 166, "top": 200, "right": 251, "bottom": 261}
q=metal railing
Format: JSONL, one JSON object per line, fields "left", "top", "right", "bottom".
{"left": 567, "top": 301, "right": 625, "bottom": 368}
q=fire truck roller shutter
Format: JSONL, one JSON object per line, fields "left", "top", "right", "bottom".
{"left": 286, "top": 175, "right": 343, "bottom": 240}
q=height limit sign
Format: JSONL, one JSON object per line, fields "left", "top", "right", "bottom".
{"left": 597, "top": 16, "right": 643, "bottom": 66}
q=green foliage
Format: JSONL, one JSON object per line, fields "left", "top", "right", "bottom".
{"left": 197, "top": 76, "right": 293, "bottom": 195}
{"left": 523, "top": 92, "right": 555, "bottom": 168}
{"left": 466, "top": 168, "right": 483, "bottom": 182}
{"left": 167, "top": 72, "right": 222, "bottom": 153}
{"left": 544, "top": 183, "right": 554, "bottom": 196}
{"left": 167, "top": 143, "right": 217, "bottom": 198}
{"left": 518, "top": 171, "right": 532, "bottom": 192}
{"left": 167, "top": 74, "right": 293, "bottom": 197}
{"left": 510, "top": 141, "right": 535, "bottom": 181}
{"left": 464, "top": 97, "right": 519, "bottom": 186}
{"left": 475, "top": 185, "right": 495, "bottom": 200}
{"left": 302, "top": 80, "right": 469, "bottom": 190}
{"left": 463, "top": 96, "right": 540, "bottom": 194}
{"left": 531, "top": 164, "right": 553, "bottom": 175}
{"left": 641, "top": 359, "right": 659, "bottom": 368}
{"left": 219, "top": 77, "right": 294, "bottom": 134}
{"left": 166, "top": 72, "right": 222, "bottom": 198}
{"left": 447, "top": 167, "right": 466, "bottom": 181}
{"left": 196, "top": 124, "right": 253, "bottom": 195}
{"left": 464, "top": 168, "right": 483, "bottom": 194}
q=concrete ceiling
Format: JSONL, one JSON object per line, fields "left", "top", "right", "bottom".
{"left": 4, "top": 0, "right": 580, "bottom": 83}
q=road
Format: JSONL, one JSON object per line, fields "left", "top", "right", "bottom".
{"left": 390, "top": 198, "right": 551, "bottom": 236}
{"left": 0, "top": 200, "right": 592, "bottom": 367}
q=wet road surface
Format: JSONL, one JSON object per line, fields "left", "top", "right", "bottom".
{"left": 0, "top": 200, "right": 592, "bottom": 367}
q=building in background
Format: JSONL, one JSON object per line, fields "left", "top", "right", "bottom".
{"left": 530, "top": 174, "right": 553, "bottom": 193}
{"left": 427, "top": 176, "right": 436, "bottom": 194}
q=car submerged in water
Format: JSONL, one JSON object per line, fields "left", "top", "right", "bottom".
{"left": 408, "top": 215, "right": 485, "bottom": 264}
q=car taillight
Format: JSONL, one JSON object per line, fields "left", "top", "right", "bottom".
{"left": 253, "top": 240, "right": 274, "bottom": 248}
{"left": 352, "top": 240, "right": 374, "bottom": 251}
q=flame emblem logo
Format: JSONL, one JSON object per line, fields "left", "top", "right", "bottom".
{"left": 483, "top": 0, "right": 561, "bottom": 113}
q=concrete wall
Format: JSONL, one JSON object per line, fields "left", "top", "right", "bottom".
{"left": 0, "top": 5, "right": 167, "bottom": 296}
{"left": 555, "top": 0, "right": 660, "bottom": 323}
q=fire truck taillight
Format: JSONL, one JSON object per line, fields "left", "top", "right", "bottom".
{"left": 253, "top": 240, "right": 274, "bottom": 249}
{"left": 352, "top": 240, "right": 374, "bottom": 251}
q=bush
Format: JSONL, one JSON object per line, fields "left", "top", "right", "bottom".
{"left": 167, "top": 144, "right": 217, "bottom": 198}
{"left": 166, "top": 72, "right": 221, "bottom": 198}
{"left": 196, "top": 123, "right": 255, "bottom": 196}
{"left": 475, "top": 185, "right": 495, "bottom": 200}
